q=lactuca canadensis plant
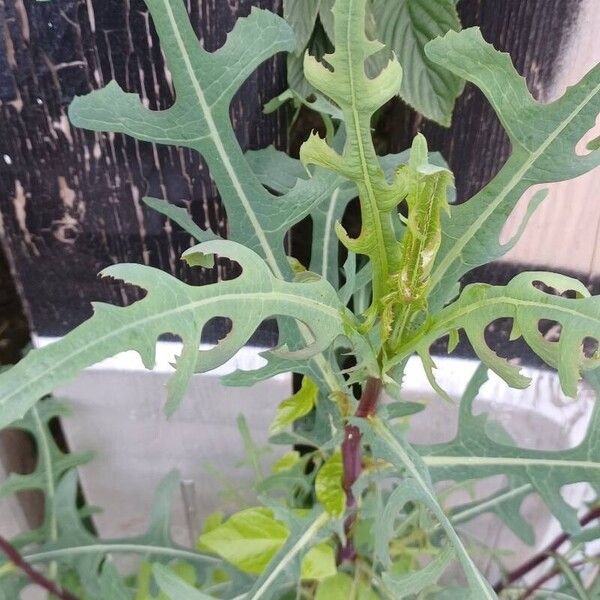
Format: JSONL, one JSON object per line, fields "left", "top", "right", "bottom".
{"left": 1, "top": 0, "right": 600, "bottom": 597}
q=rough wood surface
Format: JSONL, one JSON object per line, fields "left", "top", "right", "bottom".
{"left": 0, "top": 0, "right": 286, "bottom": 342}
{"left": 0, "top": 0, "right": 591, "bottom": 351}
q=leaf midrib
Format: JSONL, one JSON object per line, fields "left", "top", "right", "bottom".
{"left": 346, "top": 0, "right": 389, "bottom": 299}
{"left": 424, "top": 455, "right": 600, "bottom": 469}
{"left": 26, "top": 543, "right": 218, "bottom": 566}
{"left": 321, "top": 188, "right": 340, "bottom": 280}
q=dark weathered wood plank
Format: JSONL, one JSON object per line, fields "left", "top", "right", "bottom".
{"left": 0, "top": 0, "right": 286, "bottom": 342}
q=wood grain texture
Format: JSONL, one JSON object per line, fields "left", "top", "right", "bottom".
{"left": 0, "top": 0, "right": 286, "bottom": 342}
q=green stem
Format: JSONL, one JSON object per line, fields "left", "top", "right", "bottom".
{"left": 247, "top": 512, "right": 331, "bottom": 600}
{"left": 31, "top": 406, "right": 58, "bottom": 581}
{"left": 24, "top": 544, "right": 219, "bottom": 566}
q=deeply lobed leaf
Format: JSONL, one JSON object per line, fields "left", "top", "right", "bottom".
{"left": 392, "top": 271, "right": 600, "bottom": 397}
{"left": 424, "top": 28, "right": 600, "bottom": 310}
{"left": 0, "top": 241, "right": 350, "bottom": 425}
{"left": 416, "top": 365, "right": 600, "bottom": 534}
{"left": 301, "top": 0, "right": 407, "bottom": 309}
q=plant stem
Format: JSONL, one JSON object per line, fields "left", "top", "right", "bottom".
{"left": 520, "top": 557, "right": 592, "bottom": 599}
{"left": 0, "top": 534, "right": 79, "bottom": 600}
{"left": 339, "top": 377, "right": 383, "bottom": 562}
{"left": 494, "top": 505, "right": 600, "bottom": 593}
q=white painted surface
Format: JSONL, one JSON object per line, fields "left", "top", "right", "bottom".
{"left": 400, "top": 356, "right": 595, "bottom": 581}
{"left": 32, "top": 335, "right": 595, "bottom": 584}
{"left": 501, "top": 0, "right": 600, "bottom": 276}
{"left": 37, "top": 340, "right": 291, "bottom": 544}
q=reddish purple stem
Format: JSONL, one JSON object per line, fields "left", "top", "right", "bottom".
{"left": 0, "top": 534, "right": 80, "bottom": 600}
{"left": 339, "top": 377, "right": 383, "bottom": 562}
{"left": 494, "top": 505, "right": 600, "bottom": 594}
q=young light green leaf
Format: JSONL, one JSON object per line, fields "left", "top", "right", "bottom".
{"left": 0, "top": 240, "right": 349, "bottom": 425}
{"left": 198, "top": 505, "right": 286, "bottom": 575}
{"left": 415, "top": 365, "right": 600, "bottom": 534}
{"left": 315, "top": 572, "right": 379, "bottom": 600}
{"left": 315, "top": 450, "right": 345, "bottom": 517}
{"left": 424, "top": 28, "right": 600, "bottom": 310}
{"left": 270, "top": 376, "right": 319, "bottom": 435}
{"left": 272, "top": 450, "right": 302, "bottom": 474}
{"left": 385, "top": 134, "right": 454, "bottom": 347}
{"left": 298, "top": 542, "right": 337, "bottom": 582}
{"left": 244, "top": 509, "right": 332, "bottom": 599}
{"left": 301, "top": 0, "right": 407, "bottom": 309}
{"left": 371, "top": 0, "right": 464, "bottom": 126}
{"left": 198, "top": 507, "right": 333, "bottom": 582}
{"left": 392, "top": 271, "right": 600, "bottom": 397}
{"left": 364, "top": 417, "right": 497, "bottom": 599}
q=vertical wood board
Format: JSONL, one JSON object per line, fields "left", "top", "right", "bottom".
{"left": 0, "top": 0, "right": 286, "bottom": 343}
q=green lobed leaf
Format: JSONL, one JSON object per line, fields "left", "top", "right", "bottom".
{"left": 68, "top": 0, "right": 337, "bottom": 283}
{"left": 415, "top": 365, "right": 600, "bottom": 534}
{"left": 363, "top": 417, "right": 497, "bottom": 599}
{"left": 371, "top": 0, "right": 464, "bottom": 126}
{"left": 391, "top": 271, "right": 600, "bottom": 397}
{"left": 315, "top": 572, "right": 379, "bottom": 600}
{"left": 301, "top": 0, "right": 407, "bottom": 310}
{"left": 20, "top": 470, "right": 217, "bottom": 598}
{"left": 67, "top": 0, "right": 349, "bottom": 398}
{"left": 424, "top": 28, "right": 600, "bottom": 311}
{"left": 315, "top": 450, "right": 346, "bottom": 517}
{"left": 0, "top": 240, "right": 349, "bottom": 425}
{"left": 284, "top": 0, "right": 321, "bottom": 52}
{"left": 0, "top": 400, "right": 91, "bottom": 550}
{"left": 270, "top": 376, "right": 319, "bottom": 435}
{"left": 198, "top": 507, "right": 335, "bottom": 583}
